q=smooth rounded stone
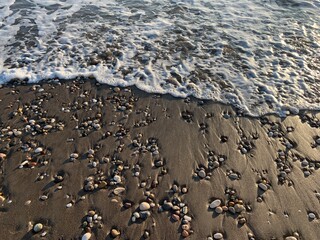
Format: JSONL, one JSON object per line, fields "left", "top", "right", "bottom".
{"left": 87, "top": 216, "right": 93, "bottom": 223}
{"left": 301, "top": 160, "right": 309, "bottom": 167}
{"left": 258, "top": 183, "right": 268, "bottom": 191}
{"left": 304, "top": 171, "right": 311, "bottom": 177}
{"left": 234, "top": 204, "right": 245, "bottom": 213}
{"left": 181, "top": 187, "right": 188, "bottom": 194}
{"left": 82, "top": 232, "right": 92, "bottom": 240}
{"left": 44, "top": 125, "right": 53, "bottom": 130}
{"left": 215, "top": 206, "right": 223, "bottom": 214}
{"left": 133, "top": 212, "right": 140, "bottom": 218}
{"left": 241, "top": 148, "right": 247, "bottom": 154}
{"left": 70, "top": 153, "right": 79, "bottom": 158}
{"left": 229, "top": 207, "right": 236, "bottom": 214}
{"left": 113, "top": 175, "right": 121, "bottom": 183}
{"left": 280, "top": 171, "right": 287, "bottom": 177}
{"left": 0, "top": 153, "right": 6, "bottom": 159}
{"left": 198, "top": 170, "right": 206, "bottom": 178}
{"left": 113, "top": 187, "right": 125, "bottom": 195}
{"left": 66, "top": 202, "right": 73, "bottom": 208}
{"left": 213, "top": 232, "right": 223, "bottom": 239}
{"left": 111, "top": 229, "right": 120, "bottom": 237}
{"left": 40, "top": 195, "right": 48, "bottom": 201}
{"left": 181, "top": 230, "right": 189, "bottom": 238}
{"left": 209, "top": 199, "right": 221, "bottom": 209}
{"left": 229, "top": 173, "right": 238, "bottom": 180}
{"left": 308, "top": 212, "right": 316, "bottom": 220}
{"left": 182, "top": 206, "right": 188, "bottom": 214}
{"left": 88, "top": 149, "right": 95, "bottom": 155}
{"left": 183, "top": 215, "right": 192, "bottom": 222}
{"left": 33, "top": 223, "right": 43, "bottom": 233}
{"left": 34, "top": 147, "right": 43, "bottom": 153}
{"left": 182, "top": 224, "right": 190, "bottom": 231}
{"left": 13, "top": 130, "right": 22, "bottom": 136}
{"left": 143, "top": 230, "right": 150, "bottom": 238}
{"left": 212, "top": 161, "right": 220, "bottom": 168}
{"left": 316, "top": 138, "right": 320, "bottom": 145}
{"left": 139, "top": 202, "right": 151, "bottom": 211}
{"left": 285, "top": 237, "right": 297, "bottom": 240}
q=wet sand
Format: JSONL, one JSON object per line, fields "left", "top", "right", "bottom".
{"left": 0, "top": 78, "right": 319, "bottom": 240}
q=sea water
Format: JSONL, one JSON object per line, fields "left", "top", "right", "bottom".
{"left": 0, "top": 0, "right": 319, "bottom": 116}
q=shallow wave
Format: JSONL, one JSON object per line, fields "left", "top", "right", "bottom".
{"left": 0, "top": 0, "right": 319, "bottom": 116}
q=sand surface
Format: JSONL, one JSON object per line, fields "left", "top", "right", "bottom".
{"left": 0, "top": 79, "right": 319, "bottom": 240}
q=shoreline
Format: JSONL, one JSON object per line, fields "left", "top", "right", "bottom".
{"left": 2, "top": 77, "right": 320, "bottom": 119}
{"left": 0, "top": 78, "right": 319, "bottom": 240}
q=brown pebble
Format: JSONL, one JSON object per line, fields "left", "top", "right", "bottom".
{"left": 111, "top": 229, "right": 120, "bottom": 238}
{"left": 182, "top": 230, "right": 190, "bottom": 238}
{"left": 182, "top": 224, "right": 190, "bottom": 231}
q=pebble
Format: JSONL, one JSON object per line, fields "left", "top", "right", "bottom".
{"left": 0, "top": 153, "right": 6, "bottom": 159}
{"left": 215, "top": 206, "right": 223, "bottom": 214}
{"left": 66, "top": 202, "right": 73, "bottom": 208}
{"left": 209, "top": 199, "right": 221, "bottom": 209}
{"left": 113, "top": 187, "right": 125, "bottom": 195}
{"left": 198, "top": 170, "right": 206, "bottom": 178}
{"left": 182, "top": 230, "right": 189, "bottom": 238}
{"left": 113, "top": 175, "right": 121, "bottom": 183}
{"left": 229, "top": 173, "right": 238, "bottom": 180}
{"left": 70, "top": 153, "right": 79, "bottom": 158}
{"left": 235, "top": 204, "right": 245, "bottom": 213}
{"left": 139, "top": 202, "right": 151, "bottom": 211}
{"left": 183, "top": 215, "right": 192, "bottom": 222}
{"left": 308, "top": 212, "right": 316, "bottom": 220}
{"left": 111, "top": 229, "right": 121, "bottom": 237}
{"left": 316, "top": 138, "right": 320, "bottom": 145}
{"left": 285, "top": 237, "right": 297, "bottom": 240}
{"left": 33, "top": 223, "right": 43, "bottom": 233}
{"left": 34, "top": 147, "right": 43, "bottom": 153}
{"left": 82, "top": 232, "right": 92, "bottom": 240}
{"left": 213, "top": 232, "right": 223, "bottom": 239}
{"left": 258, "top": 183, "right": 268, "bottom": 191}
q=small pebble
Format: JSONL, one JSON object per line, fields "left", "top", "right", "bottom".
{"left": 139, "top": 202, "right": 151, "bottom": 211}
{"left": 308, "top": 212, "right": 316, "bottom": 220}
{"left": 213, "top": 232, "right": 223, "bottom": 239}
{"left": 33, "top": 223, "right": 43, "bottom": 233}
{"left": 111, "top": 228, "right": 120, "bottom": 238}
{"left": 198, "top": 170, "right": 206, "bottom": 178}
{"left": 82, "top": 232, "right": 92, "bottom": 240}
{"left": 209, "top": 199, "right": 221, "bottom": 209}
{"left": 258, "top": 183, "right": 268, "bottom": 191}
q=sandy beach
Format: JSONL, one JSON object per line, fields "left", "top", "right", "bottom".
{"left": 0, "top": 78, "right": 319, "bottom": 240}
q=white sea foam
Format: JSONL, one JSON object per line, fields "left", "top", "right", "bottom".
{"left": 0, "top": 0, "right": 319, "bottom": 116}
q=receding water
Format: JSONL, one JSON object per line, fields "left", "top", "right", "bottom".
{"left": 0, "top": 0, "right": 319, "bottom": 116}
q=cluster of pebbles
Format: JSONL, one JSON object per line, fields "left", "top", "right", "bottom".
{"left": 131, "top": 200, "right": 155, "bottom": 223}
{"left": 209, "top": 188, "right": 247, "bottom": 225}
{"left": 159, "top": 184, "right": 193, "bottom": 238}
{"left": 193, "top": 151, "right": 228, "bottom": 180}
{"left": 81, "top": 210, "right": 103, "bottom": 239}
{"left": 19, "top": 140, "right": 51, "bottom": 168}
